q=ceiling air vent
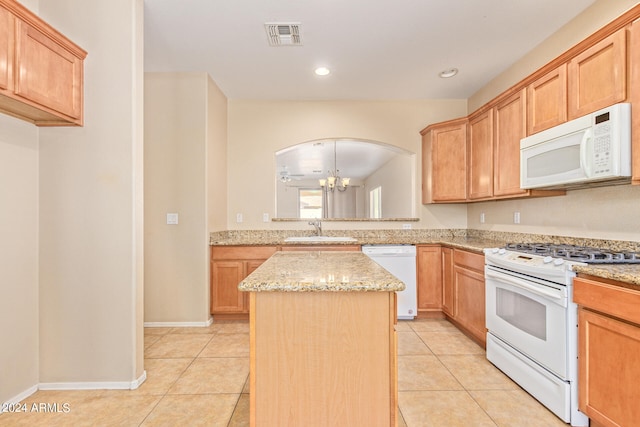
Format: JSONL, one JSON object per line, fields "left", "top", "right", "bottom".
{"left": 265, "top": 22, "right": 302, "bottom": 46}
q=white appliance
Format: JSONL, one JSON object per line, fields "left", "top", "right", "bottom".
{"left": 484, "top": 246, "right": 589, "bottom": 427}
{"left": 520, "top": 102, "right": 631, "bottom": 189}
{"left": 362, "top": 245, "right": 417, "bottom": 320}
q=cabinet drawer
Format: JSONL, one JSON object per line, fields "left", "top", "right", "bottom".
{"left": 574, "top": 276, "right": 640, "bottom": 325}
{"left": 453, "top": 249, "right": 484, "bottom": 272}
{"left": 211, "top": 245, "right": 277, "bottom": 260}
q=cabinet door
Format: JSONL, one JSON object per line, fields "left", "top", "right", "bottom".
{"left": 467, "top": 109, "right": 494, "bottom": 200}
{"left": 527, "top": 65, "right": 567, "bottom": 135}
{"left": 416, "top": 246, "right": 442, "bottom": 313}
{"left": 441, "top": 248, "right": 454, "bottom": 317}
{"left": 454, "top": 265, "right": 486, "bottom": 345}
{"left": 494, "top": 90, "right": 528, "bottom": 197}
{"left": 422, "top": 119, "right": 467, "bottom": 203}
{"left": 578, "top": 308, "right": 640, "bottom": 426}
{"left": 568, "top": 29, "right": 627, "bottom": 119}
{"left": 0, "top": 7, "right": 12, "bottom": 91}
{"left": 14, "top": 19, "right": 83, "bottom": 120}
{"left": 211, "top": 260, "right": 245, "bottom": 313}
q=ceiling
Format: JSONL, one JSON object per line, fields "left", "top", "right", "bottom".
{"left": 144, "top": 0, "right": 597, "bottom": 101}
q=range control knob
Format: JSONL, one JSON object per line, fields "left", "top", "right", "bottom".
{"left": 553, "top": 258, "right": 565, "bottom": 266}
{"left": 543, "top": 256, "right": 553, "bottom": 264}
{"left": 491, "top": 248, "right": 499, "bottom": 254}
{"left": 498, "top": 248, "right": 506, "bottom": 255}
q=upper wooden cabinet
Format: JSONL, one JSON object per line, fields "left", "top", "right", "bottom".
{"left": 527, "top": 65, "right": 567, "bottom": 135}
{"left": 494, "top": 90, "right": 528, "bottom": 198}
{"left": 467, "top": 109, "right": 494, "bottom": 200}
{"left": 630, "top": 18, "right": 640, "bottom": 185}
{"left": 421, "top": 118, "right": 468, "bottom": 203}
{"left": 568, "top": 29, "right": 626, "bottom": 120}
{"left": 0, "top": 0, "right": 86, "bottom": 126}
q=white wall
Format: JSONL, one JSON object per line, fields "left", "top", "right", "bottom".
{"left": 145, "top": 72, "right": 223, "bottom": 324}
{"left": 0, "top": 115, "right": 39, "bottom": 402}
{"left": 37, "top": 0, "right": 144, "bottom": 386}
{"left": 227, "top": 99, "right": 469, "bottom": 230}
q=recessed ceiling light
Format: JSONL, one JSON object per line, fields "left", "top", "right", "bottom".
{"left": 439, "top": 68, "right": 458, "bottom": 78}
{"left": 315, "top": 67, "right": 331, "bottom": 76}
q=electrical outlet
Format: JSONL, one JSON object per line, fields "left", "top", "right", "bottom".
{"left": 166, "top": 213, "right": 178, "bottom": 225}
{"left": 262, "top": 213, "right": 270, "bottom": 222}
{"left": 513, "top": 211, "right": 521, "bottom": 224}
{"left": 480, "top": 212, "right": 485, "bottom": 224}
{"left": 236, "top": 213, "right": 243, "bottom": 223}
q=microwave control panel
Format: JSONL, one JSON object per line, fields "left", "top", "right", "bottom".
{"left": 592, "top": 112, "right": 612, "bottom": 175}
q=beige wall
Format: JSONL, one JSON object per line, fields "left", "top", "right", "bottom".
{"left": 0, "top": 115, "right": 39, "bottom": 402}
{"left": 467, "top": 0, "right": 640, "bottom": 242}
{"left": 227, "top": 100, "right": 469, "bottom": 230}
{"left": 37, "top": 0, "right": 144, "bottom": 386}
{"left": 145, "top": 72, "right": 227, "bottom": 324}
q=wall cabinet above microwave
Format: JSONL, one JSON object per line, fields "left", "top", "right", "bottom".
{"left": 0, "top": 0, "right": 87, "bottom": 126}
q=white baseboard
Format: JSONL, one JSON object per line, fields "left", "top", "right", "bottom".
{"left": 38, "top": 370, "right": 147, "bottom": 391}
{"left": 143, "top": 317, "right": 213, "bottom": 328}
{"left": 1, "top": 384, "right": 38, "bottom": 411}
{"left": 1, "top": 370, "right": 146, "bottom": 412}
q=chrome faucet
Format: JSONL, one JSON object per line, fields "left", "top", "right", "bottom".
{"left": 309, "top": 220, "right": 322, "bottom": 236}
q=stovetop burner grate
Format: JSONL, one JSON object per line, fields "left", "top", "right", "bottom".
{"left": 505, "top": 243, "right": 640, "bottom": 264}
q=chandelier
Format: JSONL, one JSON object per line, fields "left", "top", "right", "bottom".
{"left": 319, "top": 142, "right": 350, "bottom": 192}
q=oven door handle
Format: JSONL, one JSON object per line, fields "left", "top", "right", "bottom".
{"left": 486, "top": 269, "right": 564, "bottom": 301}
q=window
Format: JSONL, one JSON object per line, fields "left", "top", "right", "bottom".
{"left": 299, "top": 188, "right": 323, "bottom": 218}
{"left": 369, "top": 186, "right": 382, "bottom": 219}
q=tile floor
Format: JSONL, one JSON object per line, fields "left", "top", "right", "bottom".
{"left": 0, "top": 318, "right": 568, "bottom": 426}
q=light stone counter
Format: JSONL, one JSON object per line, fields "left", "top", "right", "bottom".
{"left": 238, "top": 251, "right": 406, "bottom": 292}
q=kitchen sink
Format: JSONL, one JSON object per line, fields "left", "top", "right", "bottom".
{"left": 284, "top": 236, "right": 357, "bottom": 243}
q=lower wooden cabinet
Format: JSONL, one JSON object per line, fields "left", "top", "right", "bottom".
{"left": 416, "top": 245, "right": 443, "bottom": 315}
{"left": 449, "top": 249, "right": 486, "bottom": 346}
{"left": 573, "top": 276, "right": 640, "bottom": 427}
{"left": 210, "top": 246, "right": 277, "bottom": 316}
{"left": 441, "top": 247, "right": 454, "bottom": 317}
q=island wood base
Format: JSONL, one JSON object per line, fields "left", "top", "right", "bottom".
{"left": 249, "top": 291, "right": 398, "bottom": 427}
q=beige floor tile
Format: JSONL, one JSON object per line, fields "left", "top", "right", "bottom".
{"left": 469, "top": 389, "right": 568, "bottom": 427}
{"left": 145, "top": 333, "right": 213, "bottom": 359}
{"left": 144, "top": 327, "right": 174, "bottom": 335}
{"left": 397, "top": 331, "right": 433, "bottom": 355}
{"left": 130, "top": 358, "right": 193, "bottom": 395}
{"left": 399, "top": 390, "right": 498, "bottom": 427}
{"left": 398, "top": 355, "right": 462, "bottom": 391}
{"left": 168, "top": 357, "right": 249, "bottom": 394}
{"left": 210, "top": 320, "right": 249, "bottom": 334}
{"left": 228, "top": 393, "right": 250, "bottom": 427}
{"left": 199, "top": 333, "right": 249, "bottom": 358}
{"left": 398, "top": 407, "right": 408, "bottom": 427}
{"left": 144, "top": 334, "right": 162, "bottom": 349}
{"left": 416, "top": 330, "right": 485, "bottom": 355}
{"left": 396, "top": 320, "right": 414, "bottom": 332}
{"left": 166, "top": 325, "right": 217, "bottom": 334}
{"left": 438, "top": 354, "right": 519, "bottom": 391}
{"left": 241, "top": 375, "right": 250, "bottom": 393}
{"left": 0, "top": 390, "right": 160, "bottom": 427}
{"left": 141, "top": 394, "right": 239, "bottom": 427}
{"left": 408, "top": 318, "right": 458, "bottom": 332}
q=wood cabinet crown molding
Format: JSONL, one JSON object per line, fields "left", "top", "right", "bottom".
{"left": 0, "top": 0, "right": 87, "bottom": 126}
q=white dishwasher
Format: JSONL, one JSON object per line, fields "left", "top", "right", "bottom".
{"left": 362, "top": 245, "right": 417, "bottom": 320}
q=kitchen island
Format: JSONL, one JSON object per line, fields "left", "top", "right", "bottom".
{"left": 239, "top": 251, "right": 405, "bottom": 427}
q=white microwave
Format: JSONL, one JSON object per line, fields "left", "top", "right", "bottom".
{"left": 520, "top": 103, "right": 631, "bottom": 189}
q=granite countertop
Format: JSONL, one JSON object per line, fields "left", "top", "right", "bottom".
{"left": 212, "top": 229, "right": 640, "bottom": 287}
{"left": 238, "top": 251, "right": 406, "bottom": 292}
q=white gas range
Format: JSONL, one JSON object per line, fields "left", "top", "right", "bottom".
{"left": 485, "top": 243, "right": 638, "bottom": 426}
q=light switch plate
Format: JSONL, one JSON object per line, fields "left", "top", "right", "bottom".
{"left": 236, "top": 213, "right": 243, "bottom": 223}
{"left": 262, "top": 213, "right": 270, "bottom": 222}
{"left": 166, "top": 213, "right": 178, "bottom": 225}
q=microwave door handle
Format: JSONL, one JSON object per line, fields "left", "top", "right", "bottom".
{"left": 580, "top": 129, "right": 592, "bottom": 177}
{"left": 486, "top": 269, "right": 564, "bottom": 301}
